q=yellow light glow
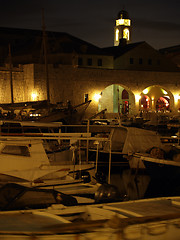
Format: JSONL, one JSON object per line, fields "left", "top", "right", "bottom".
{"left": 151, "top": 97, "right": 154, "bottom": 101}
{"left": 116, "top": 19, "right": 131, "bottom": 26}
{"left": 174, "top": 94, "right": 180, "bottom": 104}
{"left": 135, "top": 94, "right": 141, "bottom": 102}
{"left": 93, "top": 93, "right": 101, "bottom": 102}
{"left": 116, "top": 28, "right": 119, "bottom": 41}
{"left": 142, "top": 88, "right": 149, "bottom": 94}
{"left": 162, "top": 89, "right": 168, "bottom": 95}
{"left": 31, "top": 92, "right": 37, "bottom": 101}
{"left": 123, "top": 28, "right": 130, "bottom": 40}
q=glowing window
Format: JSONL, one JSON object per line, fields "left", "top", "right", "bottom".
{"left": 116, "top": 19, "right": 130, "bottom": 26}
{"left": 123, "top": 28, "right": 129, "bottom": 40}
{"left": 141, "top": 95, "right": 150, "bottom": 109}
{"left": 116, "top": 28, "right": 119, "bottom": 41}
{"left": 156, "top": 97, "right": 170, "bottom": 111}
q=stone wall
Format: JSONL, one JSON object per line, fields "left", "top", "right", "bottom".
{"left": 45, "top": 65, "right": 180, "bottom": 117}
{"left": 0, "top": 66, "right": 24, "bottom": 103}
{"left": 0, "top": 64, "right": 179, "bottom": 118}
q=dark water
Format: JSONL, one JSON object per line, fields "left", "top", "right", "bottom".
{"left": 109, "top": 169, "right": 150, "bottom": 200}
{"left": 98, "top": 166, "right": 180, "bottom": 201}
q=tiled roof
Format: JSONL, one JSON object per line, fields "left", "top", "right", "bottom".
{"left": 102, "top": 42, "right": 145, "bottom": 58}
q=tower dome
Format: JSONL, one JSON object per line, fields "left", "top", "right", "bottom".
{"left": 117, "top": 10, "right": 129, "bottom": 20}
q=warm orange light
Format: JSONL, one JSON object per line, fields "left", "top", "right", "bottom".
{"left": 174, "top": 94, "right": 180, "bottom": 104}
{"left": 115, "top": 28, "right": 119, "bottom": 41}
{"left": 31, "top": 92, "right": 37, "bottom": 101}
{"left": 135, "top": 94, "right": 141, "bottom": 102}
{"left": 93, "top": 93, "right": 101, "bottom": 102}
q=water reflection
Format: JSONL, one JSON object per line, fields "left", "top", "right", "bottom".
{"left": 102, "top": 168, "right": 180, "bottom": 201}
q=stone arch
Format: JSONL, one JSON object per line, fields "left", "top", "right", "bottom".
{"left": 98, "top": 84, "right": 135, "bottom": 115}
{"left": 140, "top": 85, "right": 173, "bottom": 112}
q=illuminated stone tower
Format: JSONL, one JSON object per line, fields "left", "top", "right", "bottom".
{"left": 114, "top": 9, "right": 131, "bottom": 46}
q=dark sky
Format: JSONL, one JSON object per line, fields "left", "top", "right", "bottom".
{"left": 0, "top": 0, "right": 179, "bottom": 49}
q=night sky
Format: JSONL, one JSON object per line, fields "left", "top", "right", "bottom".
{"left": 0, "top": 0, "right": 179, "bottom": 50}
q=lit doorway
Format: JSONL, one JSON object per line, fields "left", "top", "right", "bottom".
{"left": 98, "top": 84, "right": 132, "bottom": 114}
{"left": 140, "top": 95, "right": 150, "bottom": 110}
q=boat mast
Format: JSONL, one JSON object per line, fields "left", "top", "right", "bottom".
{"left": 42, "top": 9, "right": 50, "bottom": 103}
{"left": 8, "top": 44, "right": 14, "bottom": 104}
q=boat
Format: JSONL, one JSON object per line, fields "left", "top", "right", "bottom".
{"left": 1, "top": 195, "right": 180, "bottom": 239}
{"left": 88, "top": 126, "right": 164, "bottom": 170}
{"left": 137, "top": 147, "right": 180, "bottom": 197}
{"left": 122, "top": 126, "right": 179, "bottom": 170}
{"left": 124, "top": 126, "right": 180, "bottom": 197}
{"left": 0, "top": 135, "right": 100, "bottom": 196}
{"left": 0, "top": 182, "right": 78, "bottom": 211}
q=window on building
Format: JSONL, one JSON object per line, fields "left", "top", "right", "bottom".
{"left": 148, "top": 59, "right": 152, "bottom": 65}
{"left": 97, "top": 59, "right": 102, "bottom": 66}
{"left": 87, "top": 58, "right": 92, "bottom": 66}
{"left": 53, "top": 63, "right": 59, "bottom": 68}
{"left": 115, "top": 28, "right": 119, "bottom": 41}
{"left": 84, "top": 94, "right": 89, "bottom": 102}
{"left": 130, "top": 58, "right": 134, "bottom": 64}
{"left": 123, "top": 28, "right": 130, "bottom": 41}
{"left": 139, "top": 58, "right": 143, "bottom": 64}
{"left": 13, "top": 63, "right": 19, "bottom": 68}
{"left": 78, "top": 57, "right": 83, "bottom": 66}
{"left": 157, "top": 60, "right": 160, "bottom": 65}
{"left": 122, "top": 89, "right": 129, "bottom": 99}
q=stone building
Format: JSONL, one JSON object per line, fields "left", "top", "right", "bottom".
{"left": 0, "top": 9, "right": 179, "bottom": 119}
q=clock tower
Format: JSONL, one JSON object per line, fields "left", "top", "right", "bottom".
{"left": 114, "top": 9, "right": 131, "bottom": 46}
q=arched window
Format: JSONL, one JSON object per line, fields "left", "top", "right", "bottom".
{"left": 122, "top": 89, "right": 129, "bottom": 99}
{"left": 115, "top": 29, "right": 119, "bottom": 41}
{"left": 123, "top": 28, "right": 130, "bottom": 40}
{"left": 156, "top": 97, "right": 169, "bottom": 111}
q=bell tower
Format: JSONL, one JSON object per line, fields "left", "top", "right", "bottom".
{"left": 114, "top": 9, "right": 131, "bottom": 46}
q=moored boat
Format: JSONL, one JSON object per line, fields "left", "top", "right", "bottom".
{"left": 0, "top": 136, "right": 99, "bottom": 196}
{"left": 1, "top": 196, "right": 180, "bottom": 239}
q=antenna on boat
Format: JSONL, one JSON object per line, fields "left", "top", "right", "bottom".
{"left": 42, "top": 8, "right": 50, "bottom": 104}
